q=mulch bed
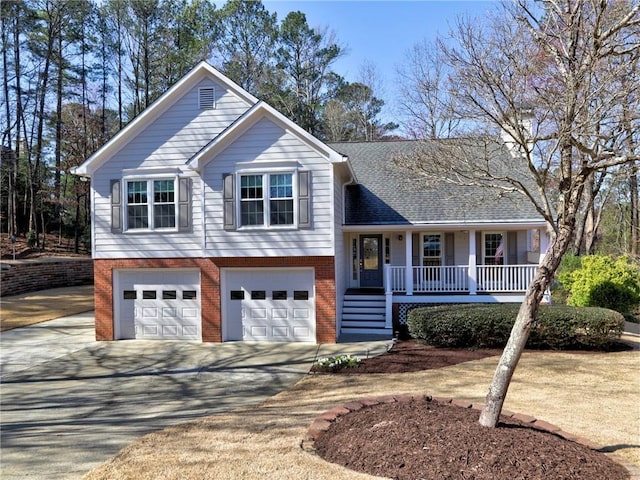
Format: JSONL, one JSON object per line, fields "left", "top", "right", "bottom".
{"left": 310, "top": 340, "right": 632, "bottom": 480}
{"left": 313, "top": 397, "right": 630, "bottom": 480}
{"left": 311, "top": 340, "right": 503, "bottom": 374}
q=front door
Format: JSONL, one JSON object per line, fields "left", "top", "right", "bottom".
{"left": 359, "top": 235, "right": 383, "bottom": 287}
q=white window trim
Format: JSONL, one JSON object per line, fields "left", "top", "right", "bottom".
{"left": 236, "top": 171, "right": 298, "bottom": 230}
{"left": 420, "top": 233, "right": 443, "bottom": 266}
{"left": 482, "top": 231, "right": 506, "bottom": 265}
{"left": 123, "top": 175, "right": 179, "bottom": 233}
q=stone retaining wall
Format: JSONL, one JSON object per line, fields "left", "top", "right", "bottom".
{"left": 0, "top": 258, "right": 93, "bottom": 297}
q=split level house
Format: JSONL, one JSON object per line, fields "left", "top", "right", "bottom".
{"left": 73, "top": 62, "right": 549, "bottom": 344}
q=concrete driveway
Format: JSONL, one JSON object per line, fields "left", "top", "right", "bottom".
{"left": 0, "top": 312, "right": 389, "bottom": 480}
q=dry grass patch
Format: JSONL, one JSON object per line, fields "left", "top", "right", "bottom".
{"left": 83, "top": 344, "right": 640, "bottom": 480}
{"left": 1, "top": 285, "right": 94, "bottom": 331}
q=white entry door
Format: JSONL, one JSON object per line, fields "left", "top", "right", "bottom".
{"left": 115, "top": 270, "right": 201, "bottom": 340}
{"left": 223, "top": 268, "right": 315, "bottom": 342}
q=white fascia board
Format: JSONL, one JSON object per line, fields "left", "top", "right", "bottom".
{"left": 73, "top": 62, "right": 257, "bottom": 177}
{"left": 258, "top": 102, "right": 345, "bottom": 164}
{"left": 342, "top": 220, "right": 547, "bottom": 232}
{"left": 187, "top": 101, "right": 347, "bottom": 171}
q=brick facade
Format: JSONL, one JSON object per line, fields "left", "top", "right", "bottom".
{"left": 94, "top": 256, "right": 336, "bottom": 343}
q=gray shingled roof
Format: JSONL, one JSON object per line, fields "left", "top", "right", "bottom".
{"left": 328, "top": 140, "right": 544, "bottom": 226}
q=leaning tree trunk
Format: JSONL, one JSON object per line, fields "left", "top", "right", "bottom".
{"left": 479, "top": 223, "right": 575, "bottom": 427}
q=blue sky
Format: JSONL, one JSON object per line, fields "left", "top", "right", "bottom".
{"left": 263, "top": 1, "right": 497, "bottom": 120}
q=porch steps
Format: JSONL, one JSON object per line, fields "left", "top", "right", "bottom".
{"left": 341, "top": 294, "right": 392, "bottom": 336}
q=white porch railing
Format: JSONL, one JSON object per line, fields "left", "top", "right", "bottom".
{"left": 388, "top": 266, "right": 406, "bottom": 292}
{"left": 413, "top": 266, "right": 469, "bottom": 292}
{"left": 477, "top": 264, "right": 538, "bottom": 292}
{"left": 386, "top": 264, "right": 538, "bottom": 294}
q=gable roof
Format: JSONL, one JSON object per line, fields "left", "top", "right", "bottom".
{"left": 329, "top": 140, "right": 545, "bottom": 227}
{"left": 187, "top": 101, "right": 348, "bottom": 170}
{"left": 72, "top": 62, "right": 258, "bottom": 176}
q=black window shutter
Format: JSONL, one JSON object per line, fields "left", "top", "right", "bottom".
{"left": 298, "top": 170, "right": 311, "bottom": 228}
{"left": 223, "top": 173, "right": 236, "bottom": 230}
{"left": 444, "top": 232, "right": 455, "bottom": 266}
{"left": 111, "top": 179, "right": 122, "bottom": 233}
{"left": 507, "top": 231, "right": 518, "bottom": 265}
{"left": 178, "top": 177, "right": 192, "bottom": 232}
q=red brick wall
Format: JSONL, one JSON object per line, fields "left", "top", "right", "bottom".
{"left": 94, "top": 256, "right": 336, "bottom": 343}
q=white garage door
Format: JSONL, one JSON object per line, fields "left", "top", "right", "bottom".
{"left": 115, "top": 270, "right": 201, "bottom": 340}
{"left": 223, "top": 269, "right": 315, "bottom": 342}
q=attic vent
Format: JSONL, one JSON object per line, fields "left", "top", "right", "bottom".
{"left": 199, "top": 87, "right": 215, "bottom": 110}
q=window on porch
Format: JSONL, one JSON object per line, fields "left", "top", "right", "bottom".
{"left": 422, "top": 234, "right": 442, "bottom": 266}
{"left": 484, "top": 233, "right": 504, "bottom": 265}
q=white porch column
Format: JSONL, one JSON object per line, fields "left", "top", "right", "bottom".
{"left": 539, "top": 228, "right": 550, "bottom": 264}
{"left": 384, "top": 264, "right": 393, "bottom": 329}
{"left": 405, "top": 231, "right": 413, "bottom": 295}
{"left": 468, "top": 229, "right": 477, "bottom": 295}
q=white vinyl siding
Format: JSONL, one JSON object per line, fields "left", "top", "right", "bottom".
{"left": 203, "top": 117, "right": 335, "bottom": 257}
{"left": 90, "top": 75, "right": 251, "bottom": 258}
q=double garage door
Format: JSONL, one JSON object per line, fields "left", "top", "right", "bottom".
{"left": 114, "top": 268, "right": 316, "bottom": 342}
{"left": 115, "top": 270, "right": 201, "bottom": 340}
{"left": 223, "top": 268, "right": 315, "bottom": 342}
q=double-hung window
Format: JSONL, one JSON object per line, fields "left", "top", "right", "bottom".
{"left": 126, "top": 179, "right": 176, "bottom": 230}
{"left": 484, "top": 233, "right": 504, "bottom": 265}
{"left": 239, "top": 173, "right": 294, "bottom": 227}
{"left": 422, "top": 234, "right": 442, "bottom": 267}
{"left": 240, "top": 175, "right": 264, "bottom": 226}
{"left": 269, "top": 173, "right": 294, "bottom": 225}
{"left": 422, "top": 233, "right": 442, "bottom": 284}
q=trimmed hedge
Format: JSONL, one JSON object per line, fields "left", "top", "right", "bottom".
{"left": 406, "top": 304, "right": 624, "bottom": 350}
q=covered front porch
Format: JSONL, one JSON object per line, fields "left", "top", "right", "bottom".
{"left": 340, "top": 226, "right": 549, "bottom": 336}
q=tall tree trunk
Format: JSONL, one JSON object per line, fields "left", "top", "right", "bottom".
{"left": 12, "top": 1, "right": 23, "bottom": 236}
{"left": 480, "top": 144, "right": 585, "bottom": 427}
{"left": 2, "top": 4, "right": 15, "bottom": 237}
{"left": 29, "top": 6, "right": 58, "bottom": 240}
{"left": 117, "top": 3, "right": 124, "bottom": 128}
{"left": 621, "top": 102, "right": 639, "bottom": 257}
{"left": 55, "top": 28, "right": 64, "bottom": 242}
{"left": 630, "top": 161, "right": 639, "bottom": 257}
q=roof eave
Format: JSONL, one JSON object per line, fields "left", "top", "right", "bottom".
{"left": 187, "top": 101, "right": 348, "bottom": 170}
{"left": 342, "top": 219, "right": 547, "bottom": 232}
{"left": 73, "top": 62, "right": 257, "bottom": 177}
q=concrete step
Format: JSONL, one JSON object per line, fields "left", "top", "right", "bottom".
{"left": 340, "top": 327, "right": 393, "bottom": 336}
{"left": 343, "top": 306, "right": 386, "bottom": 314}
{"left": 342, "top": 320, "right": 388, "bottom": 328}
{"left": 343, "top": 295, "right": 386, "bottom": 302}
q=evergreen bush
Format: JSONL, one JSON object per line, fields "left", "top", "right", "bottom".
{"left": 407, "top": 304, "right": 624, "bottom": 350}
{"left": 557, "top": 255, "right": 640, "bottom": 314}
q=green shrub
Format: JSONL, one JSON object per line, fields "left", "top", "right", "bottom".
{"left": 557, "top": 255, "right": 640, "bottom": 314}
{"left": 407, "top": 304, "right": 624, "bottom": 350}
{"left": 313, "top": 354, "right": 361, "bottom": 372}
{"left": 26, "top": 231, "right": 37, "bottom": 247}
{"left": 552, "top": 254, "right": 583, "bottom": 305}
